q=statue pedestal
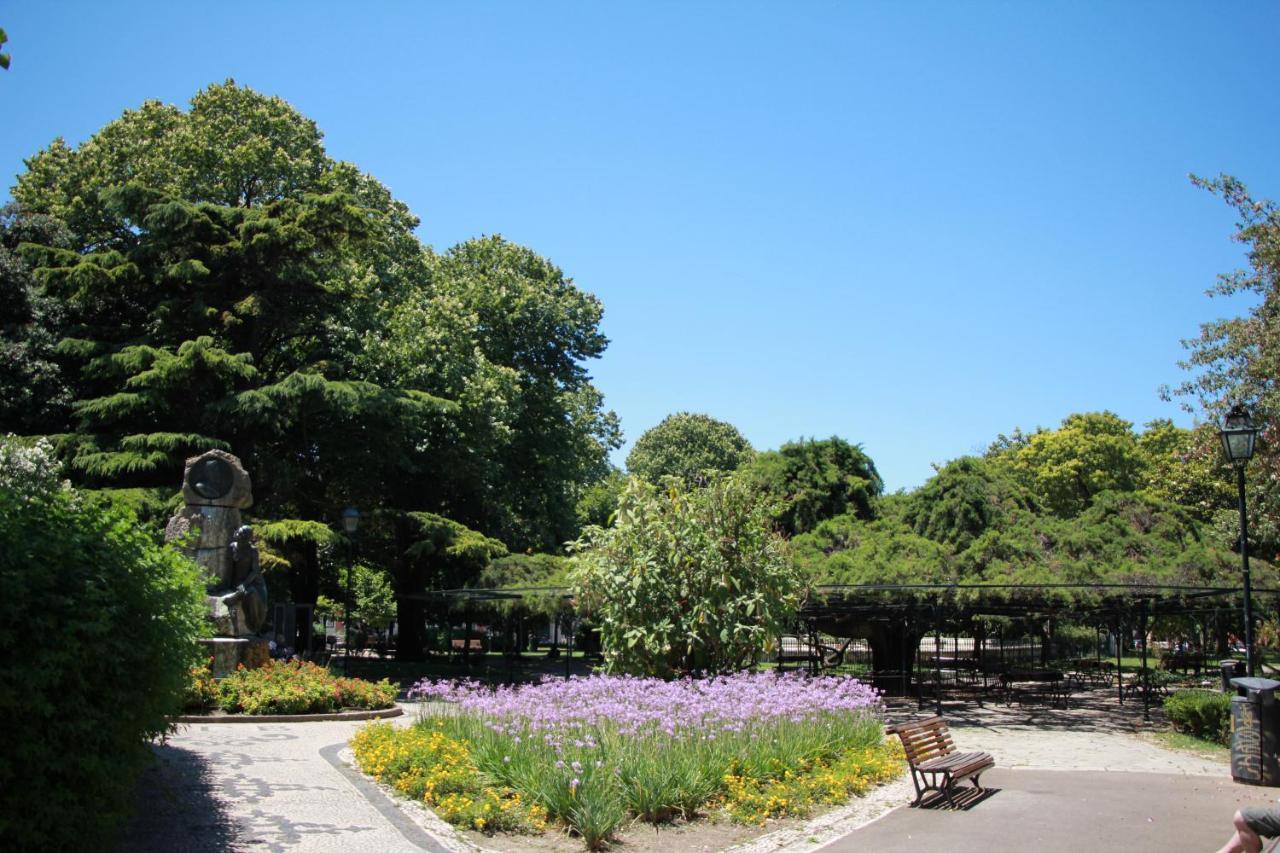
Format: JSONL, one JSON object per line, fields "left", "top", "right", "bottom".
{"left": 201, "top": 637, "right": 272, "bottom": 677}
{"left": 202, "top": 637, "right": 250, "bottom": 678}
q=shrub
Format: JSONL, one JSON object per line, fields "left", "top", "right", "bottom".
{"left": 0, "top": 448, "right": 206, "bottom": 851}
{"left": 1164, "top": 689, "right": 1231, "bottom": 744}
{"left": 212, "top": 659, "right": 397, "bottom": 715}
{"left": 569, "top": 473, "right": 805, "bottom": 676}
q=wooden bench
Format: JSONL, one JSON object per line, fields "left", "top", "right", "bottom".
{"left": 887, "top": 716, "right": 995, "bottom": 807}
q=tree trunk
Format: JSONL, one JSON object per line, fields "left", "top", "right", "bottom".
{"left": 393, "top": 515, "right": 427, "bottom": 661}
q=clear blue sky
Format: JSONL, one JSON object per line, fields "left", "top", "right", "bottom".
{"left": 4, "top": 2, "right": 1279, "bottom": 491}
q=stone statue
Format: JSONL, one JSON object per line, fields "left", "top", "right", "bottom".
{"left": 166, "top": 449, "right": 269, "bottom": 675}
{"left": 213, "top": 524, "right": 268, "bottom": 636}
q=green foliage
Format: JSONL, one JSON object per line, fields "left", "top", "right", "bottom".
{"left": 904, "top": 456, "right": 1039, "bottom": 552}
{"left": 575, "top": 467, "right": 627, "bottom": 529}
{"left": 569, "top": 474, "right": 804, "bottom": 676}
{"left": 793, "top": 517, "right": 950, "bottom": 587}
{"left": 0, "top": 443, "right": 206, "bottom": 851}
{"left": 368, "top": 235, "right": 621, "bottom": 550}
{"left": 209, "top": 660, "right": 396, "bottom": 715}
{"left": 1163, "top": 176, "right": 1280, "bottom": 558}
{"left": 1004, "top": 411, "right": 1146, "bottom": 517}
{"left": 744, "top": 436, "right": 882, "bottom": 536}
{"left": 625, "top": 412, "right": 753, "bottom": 486}
{"left": 0, "top": 27, "right": 9, "bottom": 71}
{"left": 406, "top": 511, "right": 508, "bottom": 588}
{"left": 5, "top": 82, "right": 620, "bottom": 627}
{"left": 478, "top": 553, "right": 572, "bottom": 589}
{"left": 342, "top": 562, "right": 397, "bottom": 630}
{"left": 1163, "top": 689, "right": 1231, "bottom": 745}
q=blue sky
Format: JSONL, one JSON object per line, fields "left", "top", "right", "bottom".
{"left": 4, "top": 2, "right": 1279, "bottom": 491}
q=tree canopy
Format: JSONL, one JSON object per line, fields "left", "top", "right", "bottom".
{"left": 1164, "top": 175, "right": 1280, "bottom": 561}
{"left": 625, "top": 412, "right": 752, "bottom": 485}
{"left": 2, "top": 82, "right": 620, "bottom": 649}
{"left": 744, "top": 436, "right": 882, "bottom": 536}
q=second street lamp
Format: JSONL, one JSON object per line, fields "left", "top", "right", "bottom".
{"left": 341, "top": 507, "right": 360, "bottom": 677}
{"left": 1219, "top": 404, "right": 1260, "bottom": 677}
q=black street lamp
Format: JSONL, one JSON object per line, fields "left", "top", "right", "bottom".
{"left": 1220, "top": 405, "right": 1261, "bottom": 676}
{"left": 341, "top": 506, "right": 360, "bottom": 677}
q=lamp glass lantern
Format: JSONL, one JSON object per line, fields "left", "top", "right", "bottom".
{"left": 341, "top": 506, "right": 360, "bottom": 534}
{"left": 1220, "top": 405, "right": 1259, "bottom": 464}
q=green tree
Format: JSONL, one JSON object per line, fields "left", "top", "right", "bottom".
{"left": 575, "top": 467, "right": 627, "bottom": 530}
{"left": 1004, "top": 411, "right": 1146, "bottom": 517}
{"left": 744, "top": 436, "right": 882, "bottom": 536}
{"left": 0, "top": 206, "right": 72, "bottom": 435}
{"left": 625, "top": 412, "right": 752, "bottom": 486}
{"left": 570, "top": 474, "right": 804, "bottom": 676}
{"left": 361, "top": 235, "right": 621, "bottom": 551}
{"left": 5, "top": 81, "right": 622, "bottom": 655}
{"left": 1164, "top": 175, "right": 1280, "bottom": 559}
{"left": 342, "top": 563, "right": 397, "bottom": 631}
{"left": 0, "top": 28, "right": 9, "bottom": 71}
{"left": 904, "top": 456, "right": 1039, "bottom": 552}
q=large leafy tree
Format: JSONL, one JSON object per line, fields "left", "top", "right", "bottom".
{"left": 744, "top": 436, "right": 882, "bottom": 536}
{"left": 5, "top": 82, "right": 620, "bottom": 647}
{"left": 625, "top": 411, "right": 752, "bottom": 485}
{"left": 1001, "top": 411, "right": 1146, "bottom": 517}
{"left": 1164, "top": 175, "right": 1280, "bottom": 559}
{"left": 361, "top": 235, "right": 621, "bottom": 551}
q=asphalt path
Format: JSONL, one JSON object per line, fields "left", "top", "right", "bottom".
{"left": 821, "top": 767, "right": 1271, "bottom": 853}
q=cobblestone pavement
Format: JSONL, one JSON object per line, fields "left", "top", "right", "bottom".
{"left": 117, "top": 708, "right": 434, "bottom": 853}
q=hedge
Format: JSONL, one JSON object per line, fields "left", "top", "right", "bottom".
{"left": 1163, "top": 689, "right": 1232, "bottom": 745}
{"left": 0, "top": 485, "right": 206, "bottom": 850}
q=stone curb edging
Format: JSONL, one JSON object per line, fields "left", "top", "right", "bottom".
{"left": 175, "top": 705, "right": 404, "bottom": 724}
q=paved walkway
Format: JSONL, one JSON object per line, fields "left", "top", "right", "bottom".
{"left": 821, "top": 768, "right": 1262, "bottom": 853}
{"left": 118, "top": 709, "right": 434, "bottom": 853}
{"left": 118, "top": 689, "right": 1243, "bottom": 852}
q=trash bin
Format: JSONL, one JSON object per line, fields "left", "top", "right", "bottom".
{"left": 1230, "top": 677, "right": 1280, "bottom": 786}
{"left": 1222, "top": 659, "right": 1247, "bottom": 692}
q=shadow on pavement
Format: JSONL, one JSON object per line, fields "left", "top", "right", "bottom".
{"left": 116, "top": 741, "right": 239, "bottom": 852}
{"left": 916, "top": 786, "right": 1002, "bottom": 811}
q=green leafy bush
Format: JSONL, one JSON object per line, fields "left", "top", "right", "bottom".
{"left": 1164, "top": 689, "right": 1231, "bottom": 744}
{"left": 0, "top": 447, "right": 206, "bottom": 851}
{"left": 211, "top": 660, "right": 397, "bottom": 715}
{"left": 569, "top": 473, "right": 805, "bottom": 676}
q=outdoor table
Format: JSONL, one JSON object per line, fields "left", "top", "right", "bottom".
{"left": 999, "top": 669, "right": 1071, "bottom": 708}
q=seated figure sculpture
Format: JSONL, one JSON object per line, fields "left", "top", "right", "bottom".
{"left": 212, "top": 525, "right": 268, "bottom": 636}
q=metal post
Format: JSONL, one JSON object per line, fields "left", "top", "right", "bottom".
{"left": 899, "top": 616, "right": 909, "bottom": 698}
{"left": 1116, "top": 618, "right": 1124, "bottom": 705}
{"left": 934, "top": 617, "right": 943, "bottom": 717}
{"left": 344, "top": 535, "right": 355, "bottom": 677}
{"left": 565, "top": 613, "right": 574, "bottom": 679}
{"left": 1140, "top": 600, "right": 1150, "bottom": 722}
{"left": 1238, "top": 465, "right": 1256, "bottom": 677}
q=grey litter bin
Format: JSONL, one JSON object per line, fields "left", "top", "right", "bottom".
{"left": 1222, "top": 659, "right": 1247, "bottom": 692}
{"left": 1230, "top": 677, "right": 1280, "bottom": 786}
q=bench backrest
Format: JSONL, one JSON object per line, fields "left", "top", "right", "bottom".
{"left": 887, "top": 716, "right": 955, "bottom": 765}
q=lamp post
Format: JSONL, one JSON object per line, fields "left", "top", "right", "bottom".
{"left": 1219, "top": 405, "right": 1261, "bottom": 677}
{"left": 341, "top": 506, "right": 360, "bottom": 677}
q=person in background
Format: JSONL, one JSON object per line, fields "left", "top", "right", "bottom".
{"left": 1216, "top": 806, "right": 1280, "bottom": 853}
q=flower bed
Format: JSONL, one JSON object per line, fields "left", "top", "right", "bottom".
{"left": 351, "top": 672, "right": 899, "bottom": 850}
{"left": 184, "top": 659, "right": 398, "bottom": 715}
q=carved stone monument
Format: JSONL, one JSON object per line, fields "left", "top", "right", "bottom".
{"left": 165, "top": 450, "right": 269, "bottom": 676}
